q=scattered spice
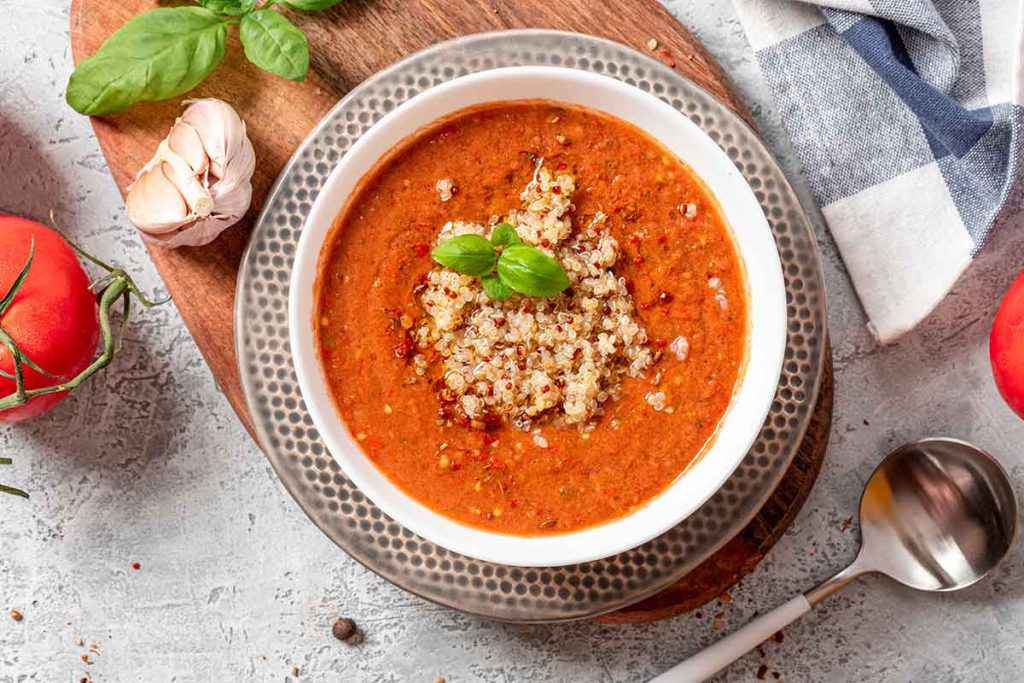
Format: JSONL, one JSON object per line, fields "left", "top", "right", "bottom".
{"left": 656, "top": 48, "right": 676, "bottom": 68}
{"left": 9, "top": 608, "right": 23, "bottom": 622}
{"left": 840, "top": 516, "right": 853, "bottom": 532}
{"left": 293, "top": 665, "right": 301, "bottom": 678}
{"left": 131, "top": 562, "right": 141, "bottom": 571}
{"left": 80, "top": 654, "right": 92, "bottom": 665}
{"left": 331, "top": 617, "right": 363, "bottom": 645}
{"left": 772, "top": 630, "right": 784, "bottom": 643}
{"left": 756, "top": 664, "right": 769, "bottom": 680}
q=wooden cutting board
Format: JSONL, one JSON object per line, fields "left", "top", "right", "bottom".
{"left": 69, "top": 0, "right": 833, "bottom": 623}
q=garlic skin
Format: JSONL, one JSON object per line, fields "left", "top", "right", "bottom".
{"left": 126, "top": 98, "right": 256, "bottom": 248}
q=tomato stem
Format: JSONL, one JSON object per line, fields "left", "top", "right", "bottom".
{"left": 0, "top": 229, "right": 169, "bottom": 497}
{"left": 0, "top": 458, "right": 27, "bottom": 498}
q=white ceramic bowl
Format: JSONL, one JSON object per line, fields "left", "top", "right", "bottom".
{"left": 290, "top": 66, "right": 786, "bottom": 567}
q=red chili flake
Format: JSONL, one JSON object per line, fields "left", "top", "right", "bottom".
{"left": 509, "top": 499, "right": 519, "bottom": 508}
{"left": 556, "top": 162, "right": 568, "bottom": 170}
{"left": 633, "top": 255, "right": 646, "bottom": 266}
{"left": 629, "top": 235, "right": 642, "bottom": 246}
{"left": 131, "top": 562, "right": 141, "bottom": 571}
{"left": 657, "top": 48, "right": 676, "bottom": 68}
{"left": 551, "top": 186, "right": 562, "bottom": 195}
{"left": 413, "top": 243, "right": 430, "bottom": 257}
{"left": 658, "top": 291, "right": 674, "bottom": 304}
{"left": 540, "top": 239, "right": 551, "bottom": 248}
{"left": 654, "top": 338, "right": 668, "bottom": 349}
{"left": 657, "top": 234, "right": 668, "bottom": 245}
{"left": 482, "top": 414, "right": 502, "bottom": 432}
{"left": 756, "top": 664, "right": 769, "bottom": 680}
{"left": 393, "top": 335, "right": 416, "bottom": 359}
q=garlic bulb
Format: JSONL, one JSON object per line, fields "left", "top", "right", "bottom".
{"left": 126, "top": 98, "right": 256, "bottom": 248}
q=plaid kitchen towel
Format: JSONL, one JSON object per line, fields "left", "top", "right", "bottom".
{"left": 733, "top": 0, "right": 1024, "bottom": 342}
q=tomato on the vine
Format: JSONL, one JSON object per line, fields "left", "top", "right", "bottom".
{"left": 991, "top": 269, "right": 1024, "bottom": 420}
{"left": 0, "top": 216, "right": 100, "bottom": 422}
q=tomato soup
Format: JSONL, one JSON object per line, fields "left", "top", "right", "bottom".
{"left": 315, "top": 101, "right": 747, "bottom": 535}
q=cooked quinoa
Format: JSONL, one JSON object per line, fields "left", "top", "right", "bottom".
{"left": 415, "top": 163, "right": 657, "bottom": 430}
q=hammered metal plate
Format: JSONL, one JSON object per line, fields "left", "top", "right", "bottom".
{"left": 235, "top": 30, "right": 827, "bottom": 622}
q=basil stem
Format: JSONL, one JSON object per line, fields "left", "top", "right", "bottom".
{"left": 281, "top": 0, "right": 346, "bottom": 10}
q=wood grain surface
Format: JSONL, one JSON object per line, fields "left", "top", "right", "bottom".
{"left": 69, "top": 0, "right": 833, "bottom": 623}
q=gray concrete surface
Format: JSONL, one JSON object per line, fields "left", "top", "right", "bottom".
{"left": 1, "top": 1, "right": 1023, "bottom": 681}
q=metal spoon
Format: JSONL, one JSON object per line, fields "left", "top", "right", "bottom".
{"left": 653, "top": 438, "right": 1019, "bottom": 682}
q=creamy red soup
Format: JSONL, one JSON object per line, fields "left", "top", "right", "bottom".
{"left": 315, "top": 101, "right": 747, "bottom": 535}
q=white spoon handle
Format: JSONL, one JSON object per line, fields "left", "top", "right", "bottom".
{"left": 650, "top": 595, "right": 811, "bottom": 682}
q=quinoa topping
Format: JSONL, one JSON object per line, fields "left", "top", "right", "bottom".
{"left": 435, "top": 178, "right": 456, "bottom": 202}
{"left": 415, "top": 163, "right": 657, "bottom": 431}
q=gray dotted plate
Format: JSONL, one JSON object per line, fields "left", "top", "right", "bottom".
{"left": 235, "top": 30, "right": 827, "bottom": 622}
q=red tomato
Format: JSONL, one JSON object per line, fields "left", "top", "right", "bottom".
{"left": 991, "top": 269, "right": 1024, "bottom": 419}
{"left": 0, "top": 216, "right": 99, "bottom": 422}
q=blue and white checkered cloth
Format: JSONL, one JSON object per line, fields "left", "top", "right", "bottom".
{"left": 734, "top": 0, "right": 1023, "bottom": 342}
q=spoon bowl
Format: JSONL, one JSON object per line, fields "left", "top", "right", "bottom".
{"left": 858, "top": 438, "right": 1017, "bottom": 591}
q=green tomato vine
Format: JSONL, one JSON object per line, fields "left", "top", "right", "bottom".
{"left": 0, "top": 229, "right": 169, "bottom": 498}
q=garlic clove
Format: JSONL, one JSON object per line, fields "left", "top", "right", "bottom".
{"left": 167, "top": 121, "right": 209, "bottom": 176}
{"left": 158, "top": 149, "right": 215, "bottom": 218}
{"left": 181, "top": 99, "right": 246, "bottom": 179}
{"left": 126, "top": 164, "right": 190, "bottom": 234}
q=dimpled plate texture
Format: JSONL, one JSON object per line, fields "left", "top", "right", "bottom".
{"left": 235, "top": 30, "right": 827, "bottom": 622}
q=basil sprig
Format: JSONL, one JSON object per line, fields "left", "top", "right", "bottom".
{"left": 67, "top": 1, "right": 343, "bottom": 116}
{"left": 431, "top": 224, "right": 570, "bottom": 301}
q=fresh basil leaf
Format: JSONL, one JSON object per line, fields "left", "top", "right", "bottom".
{"left": 199, "top": 0, "right": 256, "bottom": 16}
{"left": 66, "top": 7, "right": 228, "bottom": 116}
{"left": 431, "top": 235, "right": 497, "bottom": 277}
{"left": 240, "top": 10, "right": 310, "bottom": 82}
{"left": 482, "top": 274, "right": 513, "bottom": 301}
{"left": 490, "top": 223, "right": 522, "bottom": 248}
{"left": 282, "top": 0, "right": 345, "bottom": 10}
{"left": 497, "top": 244, "right": 570, "bottom": 297}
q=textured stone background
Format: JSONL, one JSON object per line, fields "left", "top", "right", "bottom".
{"left": 1, "top": 1, "right": 1023, "bottom": 681}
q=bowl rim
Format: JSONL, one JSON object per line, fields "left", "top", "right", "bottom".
{"left": 288, "top": 65, "right": 787, "bottom": 567}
